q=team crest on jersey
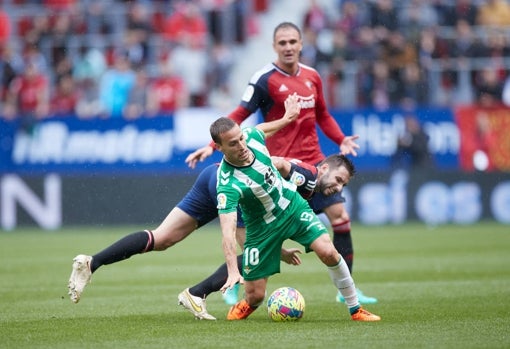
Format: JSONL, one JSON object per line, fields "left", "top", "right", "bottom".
{"left": 305, "top": 80, "right": 313, "bottom": 89}
{"left": 289, "top": 171, "right": 306, "bottom": 187}
{"left": 217, "top": 193, "right": 227, "bottom": 209}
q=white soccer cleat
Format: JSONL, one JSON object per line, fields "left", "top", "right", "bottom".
{"left": 68, "top": 254, "right": 93, "bottom": 303}
{"left": 178, "top": 288, "right": 216, "bottom": 320}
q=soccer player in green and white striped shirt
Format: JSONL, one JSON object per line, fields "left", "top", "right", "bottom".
{"left": 210, "top": 117, "right": 380, "bottom": 322}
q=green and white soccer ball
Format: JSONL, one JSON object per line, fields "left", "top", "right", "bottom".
{"left": 267, "top": 286, "right": 305, "bottom": 322}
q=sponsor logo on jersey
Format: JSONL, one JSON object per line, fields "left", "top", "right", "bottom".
{"left": 279, "top": 84, "right": 289, "bottom": 92}
{"left": 298, "top": 94, "right": 316, "bottom": 109}
{"left": 217, "top": 193, "right": 227, "bottom": 209}
{"left": 290, "top": 171, "right": 306, "bottom": 186}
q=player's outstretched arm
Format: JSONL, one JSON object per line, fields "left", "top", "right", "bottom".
{"left": 219, "top": 212, "right": 243, "bottom": 293}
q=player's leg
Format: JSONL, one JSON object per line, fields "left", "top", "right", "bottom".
{"left": 68, "top": 207, "right": 199, "bottom": 303}
{"left": 187, "top": 255, "right": 243, "bottom": 297}
{"left": 322, "top": 202, "right": 378, "bottom": 304}
{"left": 69, "top": 164, "right": 221, "bottom": 304}
{"left": 309, "top": 234, "right": 380, "bottom": 322}
{"left": 227, "top": 278, "right": 267, "bottom": 320}
{"left": 184, "top": 223, "right": 246, "bottom": 307}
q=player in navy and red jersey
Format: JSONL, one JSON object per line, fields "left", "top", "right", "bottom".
{"left": 185, "top": 21, "right": 377, "bottom": 305}
{"left": 179, "top": 154, "right": 357, "bottom": 320}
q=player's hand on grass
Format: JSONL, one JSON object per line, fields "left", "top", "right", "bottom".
{"left": 280, "top": 247, "right": 302, "bottom": 265}
{"left": 185, "top": 145, "right": 214, "bottom": 169}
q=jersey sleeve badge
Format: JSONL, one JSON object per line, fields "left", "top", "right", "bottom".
{"left": 217, "top": 193, "right": 227, "bottom": 210}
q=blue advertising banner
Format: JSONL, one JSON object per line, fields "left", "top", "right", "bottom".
{"left": 0, "top": 107, "right": 459, "bottom": 174}
{"left": 322, "top": 108, "right": 459, "bottom": 171}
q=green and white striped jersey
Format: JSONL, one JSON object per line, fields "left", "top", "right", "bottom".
{"left": 216, "top": 127, "right": 298, "bottom": 228}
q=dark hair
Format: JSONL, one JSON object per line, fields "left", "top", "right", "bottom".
{"left": 210, "top": 117, "right": 237, "bottom": 144}
{"left": 273, "top": 22, "right": 302, "bottom": 41}
{"left": 319, "top": 154, "right": 356, "bottom": 178}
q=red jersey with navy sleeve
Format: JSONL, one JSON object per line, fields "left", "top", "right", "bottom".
{"left": 228, "top": 63, "right": 345, "bottom": 165}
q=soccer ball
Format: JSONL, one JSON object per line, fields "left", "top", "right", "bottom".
{"left": 267, "top": 286, "right": 305, "bottom": 322}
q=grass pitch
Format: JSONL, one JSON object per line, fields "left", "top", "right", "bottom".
{"left": 1, "top": 222, "right": 509, "bottom": 349}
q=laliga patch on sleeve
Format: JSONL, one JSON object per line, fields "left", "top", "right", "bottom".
{"left": 217, "top": 193, "right": 227, "bottom": 209}
{"left": 241, "top": 85, "right": 255, "bottom": 102}
{"left": 290, "top": 171, "right": 305, "bottom": 187}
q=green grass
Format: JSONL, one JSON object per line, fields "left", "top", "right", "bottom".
{"left": 1, "top": 222, "right": 509, "bottom": 349}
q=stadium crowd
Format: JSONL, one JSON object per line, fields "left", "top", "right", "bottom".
{"left": 1, "top": 0, "right": 510, "bottom": 121}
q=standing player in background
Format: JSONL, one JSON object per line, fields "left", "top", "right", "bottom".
{"left": 185, "top": 21, "right": 377, "bottom": 304}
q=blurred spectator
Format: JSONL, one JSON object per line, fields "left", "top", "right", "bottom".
{"left": 75, "top": 77, "right": 103, "bottom": 119}
{"left": 22, "top": 13, "right": 51, "bottom": 48}
{"left": 163, "top": 1, "right": 208, "bottom": 48}
{"left": 50, "top": 74, "right": 78, "bottom": 117}
{"left": 5, "top": 59, "right": 50, "bottom": 125}
{"left": 0, "top": 45, "right": 17, "bottom": 106}
{"left": 126, "top": 2, "right": 153, "bottom": 67}
{"left": 146, "top": 58, "right": 189, "bottom": 116}
{"left": 361, "top": 60, "right": 395, "bottom": 110}
{"left": 122, "top": 29, "right": 148, "bottom": 69}
{"left": 351, "top": 25, "right": 380, "bottom": 74}
{"left": 0, "top": 9, "right": 11, "bottom": 45}
{"left": 380, "top": 31, "right": 418, "bottom": 97}
{"left": 369, "top": 0, "right": 399, "bottom": 41}
{"left": 442, "top": 0, "right": 479, "bottom": 27}
{"left": 207, "top": 41, "right": 234, "bottom": 93}
{"left": 73, "top": 45, "right": 107, "bottom": 83}
{"left": 333, "top": 1, "right": 362, "bottom": 44}
{"left": 474, "top": 67, "right": 505, "bottom": 107}
{"left": 123, "top": 68, "right": 150, "bottom": 120}
{"left": 98, "top": 51, "right": 136, "bottom": 118}
{"left": 397, "top": 62, "right": 429, "bottom": 108}
{"left": 326, "top": 29, "right": 356, "bottom": 107}
{"left": 393, "top": 114, "right": 433, "bottom": 170}
{"left": 477, "top": 0, "right": 510, "bottom": 27}
{"left": 170, "top": 37, "right": 208, "bottom": 107}
{"left": 303, "top": 0, "right": 329, "bottom": 33}
{"left": 21, "top": 43, "right": 49, "bottom": 75}
{"left": 84, "top": 0, "right": 118, "bottom": 35}
{"left": 49, "top": 13, "right": 73, "bottom": 70}
{"left": 300, "top": 27, "right": 330, "bottom": 69}
{"left": 449, "top": 19, "right": 486, "bottom": 59}
{"left": 398, "top": 0, "right": 438, "bottom": 43}
{"left": 44, "top": 0, "right": 77, "bottom": 12}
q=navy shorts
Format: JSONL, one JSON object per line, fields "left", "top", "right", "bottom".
{"left": 176, "top": 164, "right": 244, "bottom": 228}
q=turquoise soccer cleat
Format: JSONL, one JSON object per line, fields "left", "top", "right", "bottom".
{"left": 222, "top": 283, "right": 240, "bottom": 305}
{"left": 336, "top": 288, "right": 378, "bottom": 304}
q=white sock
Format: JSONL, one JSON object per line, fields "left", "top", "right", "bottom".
{"left": 327, "top": 259, "right": 359, "bottom": 309}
